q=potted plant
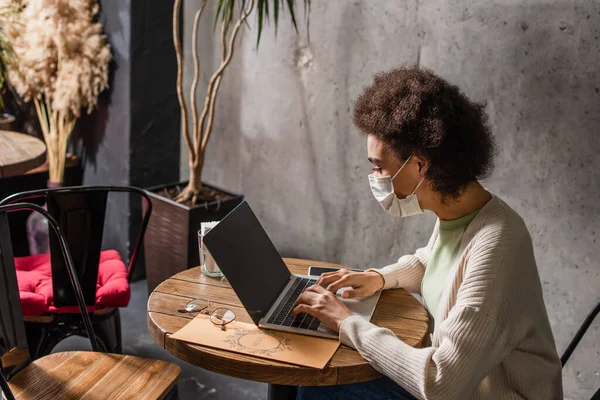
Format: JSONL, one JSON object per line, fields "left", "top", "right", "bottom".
{"left": 144, "top": 0, "right": 311, "bottom": 292}
{"left": 3, "top": 0, "right": 111, "bottom": 253}
{"left": 3, "top": 0, "right": 111, "bottom": 186}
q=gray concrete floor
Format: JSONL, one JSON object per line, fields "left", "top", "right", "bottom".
{"left": 53, "top": 280, "right": 267, "bottom": 400}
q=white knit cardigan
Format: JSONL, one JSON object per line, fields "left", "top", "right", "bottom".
{"left": 339, "top": 194, "right": 563, "bottom": 399}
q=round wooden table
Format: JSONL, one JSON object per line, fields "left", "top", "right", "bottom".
{"left": 147, "top": 258, "right": 429, "bottom": 399}
{"left": 0, "top": 130, "right": 46, "bottom": 178}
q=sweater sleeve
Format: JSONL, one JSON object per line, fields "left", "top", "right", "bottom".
{"left": 339, "top": 307, "right": 513, "bottom": 400}
{"left": 367, "top": 222, "right": 438, "bottom": 294}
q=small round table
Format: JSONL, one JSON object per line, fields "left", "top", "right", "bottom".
{"left": 0, "top": 130, "right": 46, "bottom": 178}
{"left": 147, "top": 258, "right": 429, "bottom": 399}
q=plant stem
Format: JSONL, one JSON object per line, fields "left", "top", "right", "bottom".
{"left": 173, "top": 0, "right": 193, "bottom": 160}
{"left": 33, "top": 97, "right": 75, "bottom": 184}
{"left": 190, "top": 0, "right": 208, "bottom": 151}
{"left": 177, "top": 0, "right": 253, "bottom": 203}
{"left": 199, "top": 0, "right": 254, "bottom": 153}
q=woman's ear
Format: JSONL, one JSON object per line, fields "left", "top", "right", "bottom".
{"left": 414, "top": 155, "right": 428, "bottom": 174}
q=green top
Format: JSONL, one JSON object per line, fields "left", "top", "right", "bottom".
{"left": 421, "top": 208, "right": 481, "bottom": 319}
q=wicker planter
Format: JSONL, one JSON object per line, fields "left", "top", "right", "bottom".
{"left": 143, "top": 181, "right": 244, "bottom": 293}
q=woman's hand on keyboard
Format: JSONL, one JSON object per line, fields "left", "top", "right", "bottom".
{"left": 292, "top": 284, "right": 354, "bottom": 332}
{"left": 317, "top": 269, "right": 384, "bottom": 299}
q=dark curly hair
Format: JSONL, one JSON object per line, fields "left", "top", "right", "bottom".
{"left": 353, "top": 66, "right": 496, "bottom": 200}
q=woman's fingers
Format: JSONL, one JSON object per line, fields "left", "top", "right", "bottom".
{"left": 319, "top": 270, "right": 340, "bottom": 278}
{"left": 293, "top": 285, "right": 328, "bottom": 316}
{"left": 326, "top": 277, "right": 351, "bottom": 293}
{"left": 292, "top": 283, "right": 356, "bottom": 332}
{"left": 294, "top": 290, "right": 319, "bottom": 307}
{"left": 327, "top": 274, "right": 365, "bottom": 293}
{"left": 292, "top": 303, "right": 313, "bottom": 316}
{"left": 316, "top": 275, "right": 337, "bottom": 287}
{"left": 340, "top": 287, "right": 368, "bottom": 298}
{"left": 317, "top": 270, "right": 348, "bottom": 287}
{"left": 305, "top": 284, "right": 330, "bottom": 295}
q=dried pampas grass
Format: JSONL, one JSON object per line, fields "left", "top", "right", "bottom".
{"left": 2, "top": 0, "right": 111, "bottom": 183}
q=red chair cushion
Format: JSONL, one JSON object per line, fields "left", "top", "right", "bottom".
{"left": 15, "top": 249, "right": 131, "bottom": 317}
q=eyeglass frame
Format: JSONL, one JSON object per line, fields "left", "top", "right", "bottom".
{"left": 183, "top": 298, "right": 236, "bottom": 330}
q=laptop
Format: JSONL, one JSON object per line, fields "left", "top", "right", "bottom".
{"left": 202, "top": 201, "right": 381, "bottom": 339}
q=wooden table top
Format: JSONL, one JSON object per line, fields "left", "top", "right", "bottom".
{"left": 0, "top": 130, "right": 46, "bottom": 178}
{"left": 147, "top": 258, "right": 429, "bottom": 386}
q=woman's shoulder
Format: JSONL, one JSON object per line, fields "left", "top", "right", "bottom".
{"left": 459, "top": 195, "right": 537, "bottom": 281}
{"left": 459, "top": 195, "right": 545, "bottom": 324}
{"left": 462, "top": 194, "right": 539, "bottom": 289}
{"left": 470, "top": 194, "right": 531, "bottom": 243}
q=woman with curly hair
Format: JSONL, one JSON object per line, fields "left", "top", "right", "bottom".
{"left": 294, "top": 66, "right": 563, "bottom": 399}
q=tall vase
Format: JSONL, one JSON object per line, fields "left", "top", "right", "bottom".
{"left": 26, "top": 181, "right": 63, "bottom": 255}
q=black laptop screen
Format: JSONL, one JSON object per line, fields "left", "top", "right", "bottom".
{"left": 202, "top": 202, "right": 292, "bottom": 324}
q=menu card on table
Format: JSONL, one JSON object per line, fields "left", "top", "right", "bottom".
{"left": 170, "top": 315, "right": 340, "bottom": 369}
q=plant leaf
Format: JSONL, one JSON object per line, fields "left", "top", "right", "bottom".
{"left": 256, "top": 0, "right": 265, "bottom": 48}
{"left": 286, "top": 0, "right": 298, "bottom": 34}
{"left": 304, "top": 0, "right": 311, "bottom": 43}
{"left": 227, "top": 0, "right": 235, "bottom": 25}
{"left": 213, "top": 0, "right": 312, "bottom": 50}
{"left": 273, "top": 0, "right": 279, "bottom": 36}
{"left": 214, "top": 0, "right": 224, "bottom": 30}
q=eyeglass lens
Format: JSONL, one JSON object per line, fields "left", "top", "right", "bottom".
{"left": 210, "top": 308, "right": 236, "bottom": 330}
{"left": 181, "top": 298, "right": 209, "bottom": 313}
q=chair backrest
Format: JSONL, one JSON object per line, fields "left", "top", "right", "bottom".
{"left": 0, "top": 367, "right": 14, "bottom": 400}
{"left": 561, "top": 300, "right": 600, "bottom": 367}
{"left": 0, "top": 211, "right": 28, "bottom": 379}
{"left": 561, "top": 300, "right": 600, "bottom": 400}
{"left": 0, "top": 186, "right": 152, "bottom": 307}
{"left": 0, "top": 203, "right": 98, "bottom": 392}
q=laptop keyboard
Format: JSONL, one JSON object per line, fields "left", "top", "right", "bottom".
{"left": 266, "top": 277, "right": 321, "bottom": 330}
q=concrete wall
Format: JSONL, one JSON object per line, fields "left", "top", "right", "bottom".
{"left": 181, "top": 1, "right": 600, "bottom": 398}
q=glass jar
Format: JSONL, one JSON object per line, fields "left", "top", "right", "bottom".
{"left": 198, "top": 229, "right": 223, "bottom": 278}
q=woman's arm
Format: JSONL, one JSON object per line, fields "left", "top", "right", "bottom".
{"left": 339, "top": 306, "right": 510, "bottom": 400}
{"left": 368, "top": 246, "right": 429, "bottom": 294}
{"left": 368, "top": 222, "right": 438, "bottom": 294}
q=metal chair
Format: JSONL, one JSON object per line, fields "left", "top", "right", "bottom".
{"left": 0, "top": 186, "right": 152, "bottom": 358}
{"left": 561, "top": 300, "right": 600, "bottom": 399}
{"left": 0, "top": 203, "right": 179, "bottom": 399}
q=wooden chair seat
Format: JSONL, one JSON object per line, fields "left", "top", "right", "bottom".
{"left": 7, "top": 351, "right": 180, "bottom": 399}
